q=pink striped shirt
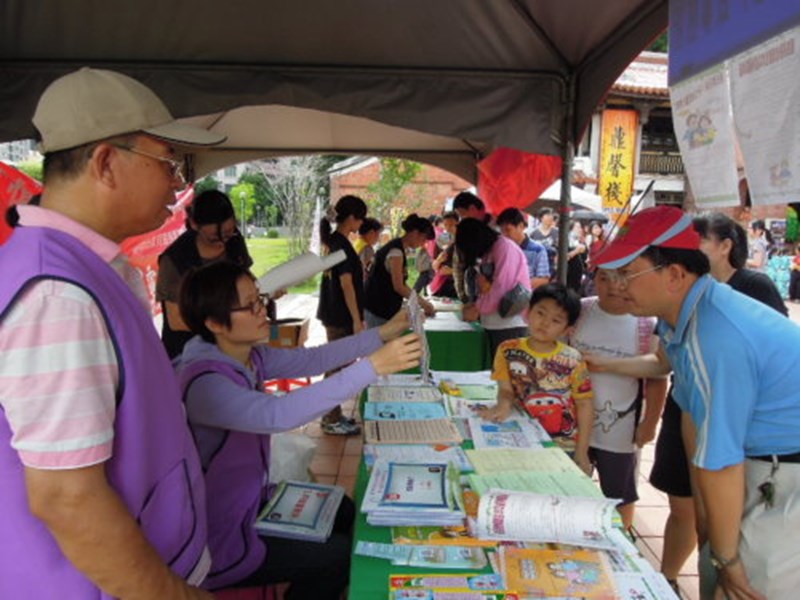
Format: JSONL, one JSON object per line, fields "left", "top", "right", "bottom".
{"left": 0, "top": 206, "right": 148, "bottom": 469}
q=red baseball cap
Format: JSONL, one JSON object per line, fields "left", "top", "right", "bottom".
{"left": 594, "top": 206, "right": 700, "bottom": 269}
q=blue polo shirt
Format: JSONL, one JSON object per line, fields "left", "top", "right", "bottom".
{"left": 657, "top": 275, "right": 800, "bottom": 470}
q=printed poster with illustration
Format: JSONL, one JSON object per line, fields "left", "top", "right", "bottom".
{"left": 500, "top": 546, "right": 617, "bottom": 599}
{"left": 731, "top": 27, "right": 800, "bottom": 206}
{"left": 671, "top": 65, "right": 740, "bottom": 208}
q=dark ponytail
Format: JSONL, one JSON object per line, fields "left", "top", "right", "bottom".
{"left": 693, "top": 212, "right": 748, "bottom": 269}
{"left": 401, "top": 213, "right": 435, "bottom": 240}
{"left": 319, "top": 218, "right": 334, "bottom": 248}
{"left": 321, "top": 194, "right": 368, "bottom": 248}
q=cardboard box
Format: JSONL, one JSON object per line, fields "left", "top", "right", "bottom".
{"left": 267, "top": 318, "right": 310, "bottom": 348}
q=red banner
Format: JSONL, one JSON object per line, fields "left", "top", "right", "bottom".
{"left": 120, "top": 187, "right": 193, "bottom": 316}
{"left": 477, "top": 148, "right": 562, "bottom": 215}
{"left": 0, "top": 162, "right": 43, "bottom": 245}
{"left": 1, "top": 161, "right": 191, "bottom": 317}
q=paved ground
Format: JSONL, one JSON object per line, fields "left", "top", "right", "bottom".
{"left": 273, "top": 293, "right": 800, "bottom": 600}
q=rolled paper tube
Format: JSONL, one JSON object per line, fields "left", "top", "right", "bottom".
{"left": 258, "top": 250, "right": 345, "bottom": 295}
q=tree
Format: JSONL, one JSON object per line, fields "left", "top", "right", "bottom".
{"left": 228, "top": 182, "right": 257, "bottom": 234}
{"left": 16, "top": 159, "right": 43, "bottom": 182}
{"left": 194, "top": 175, "right": 221, "bottom": 194}
{"left": 253, "top": 156, "right": 327, "bottom": 257}
{"left": 239, "top": 171, "right": 282, "bottom": 226}
{"left": 365, "top": 158, "right": 422, "bottom": 225}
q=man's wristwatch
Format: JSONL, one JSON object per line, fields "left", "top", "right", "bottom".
{"left": 709, "top": 548, "right": 741, "bottom": 571}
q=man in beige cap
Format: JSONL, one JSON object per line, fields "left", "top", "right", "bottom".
{"left": 0, "top": 68, "right": 224, "bottom": 598}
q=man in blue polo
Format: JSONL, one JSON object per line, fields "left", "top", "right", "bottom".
{"left": 595, "top": 206, "right": 800, "bottom": 600}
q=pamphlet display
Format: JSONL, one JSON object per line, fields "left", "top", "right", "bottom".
{"left": 254, "top": 480, "right": 344, "bottom": 542}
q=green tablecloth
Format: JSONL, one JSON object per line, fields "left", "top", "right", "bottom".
{"left": 424, "top": 313, "right": 491, "bottom": 372}
{"left": 348, "top": 322, "right": 495, "bottom": 599}
{"left": 348, "top": 461, "right": 494, "bottom": 599}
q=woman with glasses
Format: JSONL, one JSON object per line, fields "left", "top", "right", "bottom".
{"left": 316, "top": 195, "right": 368, "bottom": 435}
{"left": 156, "top": 189, "right": 252, "bottom": 358}
{"left": 173, "top": 260, "right": 420, "bottom": 597}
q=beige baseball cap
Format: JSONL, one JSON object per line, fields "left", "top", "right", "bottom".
{"left": 33, "top": 67, "right": 226, "bottom": 152}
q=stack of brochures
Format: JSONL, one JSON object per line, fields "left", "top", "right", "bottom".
{"left": 367, "top": 384, "right": 442, "bottom": 403}
{"left": 468, "top": 416, "right": 550, "bottom": 449}
{"left": 363, "top": 418, "right": 463, "bottom": 445}
{"left": 361, "top": 460, "right": 466, "bottom": 526}
{"left": 363, "top": 401, "right": 447, "bottom": 421}
{"left": 254, "top": 480, "right": 344, "bottom": 543}
{"left": 362, "top": 443, "right": 474, "bottom": 472}
{"left": 497, "top": 546, "right": 618, "bottom": 599}
{"left": 388, "top": 573, "right": 516, "bottom": 600}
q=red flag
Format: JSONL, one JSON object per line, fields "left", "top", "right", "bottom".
{"left": 120, "top": 187, "right": 194, "bottom": 316}
{"left": 0, "top": 162, "right": 43, "bottom": 245}
{"left": 477, "top": 148, "right": 562, "bottom": 215}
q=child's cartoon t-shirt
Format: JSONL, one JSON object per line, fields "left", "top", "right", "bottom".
{"left": 492, "top": 338, "right": 593, "bottom": 451}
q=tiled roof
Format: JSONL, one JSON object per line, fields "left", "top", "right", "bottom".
{"left": 612, "top": 51, "right": 668, "bottom": 97}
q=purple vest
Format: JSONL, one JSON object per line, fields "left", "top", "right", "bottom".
{"left": 177, "top": 353, "right": 271, "bottom": 590}
{"left": 0, "top": 227, "right": 208, "bottom": 599}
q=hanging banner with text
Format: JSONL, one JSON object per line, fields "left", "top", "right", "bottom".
{"left": 598, "top": 109, "right": 638, "bottom": 222}
{"left": 671, "top": 64, "right": 740, "bottom": 208}
{"left": 731, "top": 28, "right": 800, "bottom": 206}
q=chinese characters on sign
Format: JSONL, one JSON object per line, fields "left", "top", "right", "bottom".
{"left": 598, "top": 109, "right": 638, "bottom": 221}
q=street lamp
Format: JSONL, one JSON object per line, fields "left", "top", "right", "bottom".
{"left": 239, "top": 191, "right": 247, "bottom": 238}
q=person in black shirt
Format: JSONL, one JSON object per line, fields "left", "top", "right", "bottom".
{"left": 364, "top": 213, "right": 436, "bottom": 327}
{"left": 694, "top": 213, "right": 786, "bottom": 315}
{"left": 317, "top": 195, "right": 369, "bottom": 435}
{"left": 156, "top": 190, "right": 252, "bottom": 358}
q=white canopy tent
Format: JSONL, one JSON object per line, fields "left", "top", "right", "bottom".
{"left": 177, "top": 105, "right": 491, "bottom": 183}
{"left": 537, "top": 181, "right": 603, "bottom": 213}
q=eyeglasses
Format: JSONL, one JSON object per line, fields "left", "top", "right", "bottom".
{"left": 199, "top": 226, "right": 240, "bottom": 245}
{"left": 230, "top": 294, "right": 269, "bottom": 316}
{"left": 113, "top": 144, "right": 186, "bottom": 185}
{"left": 605, "top": 265, "right": 663, "bottom": 289}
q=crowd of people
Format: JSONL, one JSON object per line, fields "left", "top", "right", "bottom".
{"left": 318, "top": 191, "right": 800, "bottom": 600}
{"left": 0, "top": 68, "right": 423, "bottom": 599}
{"left": 2, "top": 66, "right": 798, "bottom": 600}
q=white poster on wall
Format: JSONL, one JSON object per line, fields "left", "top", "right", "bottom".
{"left": 670, "top": 65, "right": 740, "bottom": 208}
{"left": 731, "top": 27, "right": 800, "bottom": 206}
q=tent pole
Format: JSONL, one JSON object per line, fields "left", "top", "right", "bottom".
{"left": 556, "top": 79, "right": 576, "bottom": 285}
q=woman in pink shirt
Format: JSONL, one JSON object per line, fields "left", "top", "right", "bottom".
{"left": 455, "top": 217, "right": 531, "bottom": 360}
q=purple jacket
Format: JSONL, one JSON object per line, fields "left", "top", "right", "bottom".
{"left": 0, "top": 227, "right": 208, "bottom": 598}
{"left": 175, "top": 331, "right": 381, "bottom": 589}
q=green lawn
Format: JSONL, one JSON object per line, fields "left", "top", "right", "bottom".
{"left": 245, "top": 237, "right": 321, "bottom": 294}
{"left": 246, "top": 236, "right": 424, "bottom": 294}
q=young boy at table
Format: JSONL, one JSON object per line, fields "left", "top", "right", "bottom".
{"left": 480, "top": 283, "right": 594, "bottom": 474}
{"left": 569, "top": 269, "right": 667, "bottom": 532}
